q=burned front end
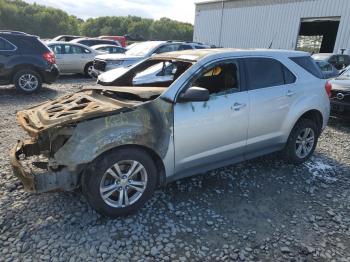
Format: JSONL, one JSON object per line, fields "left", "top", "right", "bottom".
{"left": 10, "top": 85, "right": 174, "bottom": 193}
{"left": 10, "top": 89, "right": 134, "bottom": 193}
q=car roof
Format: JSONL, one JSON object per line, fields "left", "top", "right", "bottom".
{"left": 91, "top": 44, "right": 123, "bottom": 49}
{"left": 153, "top": 48, "right": 310, "bottom": 62}
{"left": 47, "top": 41, "right": 93, "bottom": 49}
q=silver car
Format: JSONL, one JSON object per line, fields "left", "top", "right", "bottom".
{"left": 93, "top": 41, "right": 211, "bottom": 75}
{"left": 48, "top": 41, "right": 104, "bottom": 77}
{"left": 11, "top": 49, "right": 330, "bottom": 217}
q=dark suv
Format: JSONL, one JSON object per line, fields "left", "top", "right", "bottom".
{"left": 0, "top": 31, "right": 59, "bottom": 93}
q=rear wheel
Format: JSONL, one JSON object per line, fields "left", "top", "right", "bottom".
{"left": 14, "top": 69, "right": 42, "bottom": 93}
{"left": 84, "top": 62, "right": 94, "bottom": 78}
{"left": 82, "top": 148, "right": 157, "bottom": 217}
{"left": 283, "top": 119, "right": 319, "bottom": 164}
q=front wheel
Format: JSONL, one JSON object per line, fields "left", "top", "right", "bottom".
{"left": 82, "top": 148, "right": 157, "bottom": 217}
{"left": 283, "top": 119, "right": 319, "bottom": 164}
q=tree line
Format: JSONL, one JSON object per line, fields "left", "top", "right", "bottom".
{"left": 0, "top": 0, "right": 194, "bottom": 41}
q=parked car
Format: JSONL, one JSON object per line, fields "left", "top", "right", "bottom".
{"left": 315, "top": 60, "right": 339, "bottom": 79}
{"left": 48, "top": 41, "right": 104, "bottom": 77}
{"left": 0, "top": 31, "right": 59, "bottom": 93}
{"left": 52, "top": 35, "right": 83, "bottom": 42}
{"left": 70, "top": 37, "right": 121, "bottom": 47}
{"left": 98, "top": 36, "right": 127, "bottom": 48}
{"left": 91, "top": 44, "right": 126, "bottom": 54}
{"left": 93, "top": 41, "right": 211, "bottom": 75}
{"left": 11, "top": 49, "right": 330, "bottom": 217}
{"left": 312, "top": 53, "right": 350, "bottom": 70}
{"left": 329, "top": 66, "right": 350, "bottom": 118}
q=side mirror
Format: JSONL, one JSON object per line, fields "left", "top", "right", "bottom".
{"left": 177, "top": 87, "right": 209, "bottom": 103}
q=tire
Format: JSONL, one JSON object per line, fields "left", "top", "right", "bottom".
{"left": 283, "top": 119, "right": 319, "bottom": 164}
{"left": 14, "top": 69, "right": 42, "bottom": 93}
{"left": 84, "top": 62, "right": 94, "bottom": 78}
{"left": 82, "top": 148, "right": 158, "bottom": 217}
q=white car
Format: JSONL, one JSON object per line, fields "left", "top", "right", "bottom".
{"left": 48, "top": 41, "right": 104, "bottom": 77}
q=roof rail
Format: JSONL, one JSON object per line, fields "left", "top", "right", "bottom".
{"left": 0, "top": 30, "right": 29, "bottom": 35}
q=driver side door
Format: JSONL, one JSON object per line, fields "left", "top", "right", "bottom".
{"left": 173, "top": 59, "right": 249, "bottom": 176}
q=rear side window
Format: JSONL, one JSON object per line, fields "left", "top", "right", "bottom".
{"left": 290, "top": 56, "right": 323, "bottom": 79}
{"left": 245, "top": 58, "right": 294, "bottom": 90}
{"left": 0, "top": 37, "right": 16, "bottom": 51}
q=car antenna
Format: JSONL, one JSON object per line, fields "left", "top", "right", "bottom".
{"left": 268, "top": 33, "right": 277, "bottom": 49}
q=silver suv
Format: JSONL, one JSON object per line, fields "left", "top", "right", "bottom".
{"left": 11, "top": 49, "right": 330, "bottom": 217}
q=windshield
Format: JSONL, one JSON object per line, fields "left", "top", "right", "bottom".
{"left": 125, "top": 42, "right": 162, "bottom": 56}
{"left": 341, "top": 66, "right": 350, "bottom": 77}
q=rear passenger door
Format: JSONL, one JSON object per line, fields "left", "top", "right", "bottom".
{"left": 244, "top": 57, "right": 296, "bottom": 156}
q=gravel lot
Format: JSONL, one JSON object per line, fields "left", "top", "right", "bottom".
{"left": 0, "top": 76, "right": 349, "bottom": 261}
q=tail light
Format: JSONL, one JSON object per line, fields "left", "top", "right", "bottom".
{"left": 43, "top": 51, "right": 56, "bottom": 65}
{"left": 325, "top": 81, "right": 332, "bottom": 98}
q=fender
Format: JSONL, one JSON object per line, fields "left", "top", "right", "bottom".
{"left": 281, "top": 88, "right": 330, "bottom": 142}
{"left": 53, "top": 98, "right": 175, "bottom": 175}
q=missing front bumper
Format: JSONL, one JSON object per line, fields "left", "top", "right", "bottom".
{"left": 10, "top": 140, "right": 80, "bottom": 193}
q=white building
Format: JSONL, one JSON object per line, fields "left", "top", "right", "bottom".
{"left": 194, "top": 0, "right": 350, "bottom": 54}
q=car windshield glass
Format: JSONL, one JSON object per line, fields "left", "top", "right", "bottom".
{"left": 341, "top": 67, "right": 350, "bottom": 77}
{"left": 125, "top": 42, "right": 161, "bottom": 56}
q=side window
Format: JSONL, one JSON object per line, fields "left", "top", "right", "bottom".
{"left": 283, "top": 66, "right": 297, "bottom": 84}
{"left": 290, "top": 56, "right": 323, "bottom": 78}
{"left": 50, "top": 45, "right": 63, "bottom": 54}
{"left": 156, "top": 44, "right": 180, "bottom": 54}
{"left": 0, "top": 37, "right": 16, "bottom": 51}
{"left": 191, "top": 61, "right": 240, "bottom": 96}
{"left": 65, "top": 45, "right": 83, "bottom": 54}
{"left": 179, "top": 44, "right": 193, "bottom": 51}
{"left": 245, "top": 58, "right": 285, "bottom": 90}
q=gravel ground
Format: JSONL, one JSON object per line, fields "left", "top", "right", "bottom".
{"left": 0, "top": 77, "right": 349, "bottom": 261}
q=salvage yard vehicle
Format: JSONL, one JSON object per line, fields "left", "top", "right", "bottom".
{"left": 315, "top": 60, "right": 339, "bottom": 79}
{"left": 71, "top": 37, "right": 121, "bottom": 48}
{"left": 10, "top": 49, "right": 330, "bottom": 217}
{"left": 47, "top": 41, "right": 104, "bottom": 78}
{"left": 91, "top": 44, "right": 126, "bottom": 54}
{"left": 329, "top": 66, "right": 350, "bottom": 118}
{"left": 0, "top": 31, "right": 59, "bottom": 93}
{"left": 93, "top": 41, "right": 211, "bottom": 75}
{"left": 312, "top": 53, "right": 350, "bottom": 70}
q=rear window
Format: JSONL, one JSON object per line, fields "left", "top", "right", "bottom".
{"left": 290, "top": 56, "right": 323, "bottom": 79}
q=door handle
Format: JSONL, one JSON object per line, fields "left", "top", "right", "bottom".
{"left": 286, "top": 90, "right": 296, "bottom": 97}
{"left": 231, "top": 102, "right": 246, "bottom": 111}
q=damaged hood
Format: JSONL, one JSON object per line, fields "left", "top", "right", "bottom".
{"left": 17, "top": 86, "right": 166, "bottom": 136}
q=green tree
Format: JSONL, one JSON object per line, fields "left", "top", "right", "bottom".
{"left": 0, "top": 0, "right": 193, "bottom": 41}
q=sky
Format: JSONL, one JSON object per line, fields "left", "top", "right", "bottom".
{"left": 24, "top": 0, "right": 201, "bottom": 24}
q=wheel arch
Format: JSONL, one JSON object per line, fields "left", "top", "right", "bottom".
{"left": 292, "top": 109, "right": 323, "bottom": 136}
{"left": 82, "top": 144, "right": 167, "bottom": 188}
{"left": 11, "top": 64, "right": 43, "bottom": 83}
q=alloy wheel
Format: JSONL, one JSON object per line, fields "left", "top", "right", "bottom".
{"left": 295, "top": 127, "right": 315, "bottom": 158}
{"left": 99, "top": 160, "right": 148, "bottom": 208}
{"left": 18, "top": 74, "right": 39, "bottom": 91}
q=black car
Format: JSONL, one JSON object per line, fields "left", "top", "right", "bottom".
{"left": 312, "top": 53, "right": 350, "bottom": 70}
{"left": 70, "top": 38, "right": 121, "bottom": 47}
{"left": 329, "top": 66, "right": 350, "bottom": 118}
{"left": 0, "top": 31, "right": 59, "bottom": 93}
